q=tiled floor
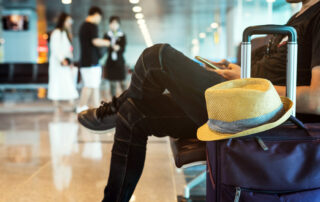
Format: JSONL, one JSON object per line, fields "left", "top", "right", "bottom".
{"left": 0, "top": 106, "right": 205, "bottom": 202}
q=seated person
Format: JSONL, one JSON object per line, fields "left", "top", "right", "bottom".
{"left": 78, "top": 0, "right": 320, "bottom": 201}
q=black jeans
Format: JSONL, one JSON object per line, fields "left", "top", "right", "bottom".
{"left": 102, "top": 44, "right": 226, "bottom": 202}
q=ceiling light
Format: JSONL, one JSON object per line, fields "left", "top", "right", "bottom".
{"left": 266, "top": 0, "right": 276, "bottom": 2}
{"left": 132, "top": 6, "right": 142, "bottom": 12}
{"left": 136, "top": 20, "right": 153, "bottom": 47}
{"left": 210, "top": 22, "right": 219, "bottom": 29}
{"left": 137, "top": 19, "right": 145, "bottom": 25}
{"left": 135, "top": 13, "right": 144, "bottom": 19}
{"left": 192, "top": 38, "right": 199, "bottom": 45}
{"left": 199, "top": 32, "right": 206, "bottom": 38}
{"left": 62, "top": 0, "right": 72, "bottom": 4}
{"left": 138, "top": 23, "right": 146, "bottom": 29}
{"left": 129, "top": 0, "right": 139, "bottom": 4}
{"left": 139, "top": 26, "right": 153, "bottom": 47}
{"left": 131, "top": 2, "right": 152, "bottom": 47}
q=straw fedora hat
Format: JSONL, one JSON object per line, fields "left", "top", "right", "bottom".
{"left": 197, "top": 78, "right": 293, "bottom": 141}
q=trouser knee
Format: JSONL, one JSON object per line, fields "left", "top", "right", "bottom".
{"left": 128, "top": 44, "right": 170, "bottom": 100}
{"left": 139, "top": 43, "right": 169, "bottom": 72}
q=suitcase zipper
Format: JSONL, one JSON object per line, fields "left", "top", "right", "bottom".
{"left": 216, "top": 143, "right": 220, "bottom": 202}
{"left": 234, "top": 187, "right": 241, "bottom": 202}
{"left": 233, "top": 186, "right": 320, "bottom": 195}
{"left": 244, "top": 136, "right": 318, "bottom": 141}
{"left": 255, "top": 137, "right": 269, "bottom": 151}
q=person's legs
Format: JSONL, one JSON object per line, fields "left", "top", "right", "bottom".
{"left": 78, "top": 43, "right": 226, "bottom": 131}
{"left": 110, "top": 80, "right": 126, "bottom": 97}
{"left": 91, "top": 88, "right": 100, "bottom": 107}
{"left": 127, "top": 43, "right": 226, "bottom": 125}
{"left": 53, "top": 100, "right": 63, "bottom": 113}
{"left": 103, "top": 95, "right": 198, "bottom": 202}
{"left": 110, "top": 81, "right": 117, "bottom": 97}
{"left": 53, "top": 100, "right": 59, "bottom": 107}
{"left": 120, "top": 80, "right": 126, "bottom": 93}
{"left": 78, "top": 68, "right": 93, "bottom": 112}
{"left": 78, "top": 66, "right": 102, "bottom": 112}
{"left": 79, "top": 87, "right": 92, "bottom": 107}
{"left": 69, "top": 99, "right": 76, "bottom": 111}
{"left": 100, "top": 79, "right": 109, "bottom": 101}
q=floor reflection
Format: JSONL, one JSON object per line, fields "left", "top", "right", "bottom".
{"left": 0, "top": 110, "right": 186, "bottom": 202}
{"left": 49, "top": 112, "right": 79, "bottom": 191}
{"left": 82, "top": 140, "right": 103, "bottom": 160}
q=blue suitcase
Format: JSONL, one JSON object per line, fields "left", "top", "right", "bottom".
{"left": 206, "top": 25, "right": 320, "bottom": 202}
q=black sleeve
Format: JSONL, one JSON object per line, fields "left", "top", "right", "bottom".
{"left": 103, "top": 34, "right": 112, "bottom": 52}
{"left": 311, "top": 15, "right": 320, "bottom": 68}
{"left": 91, "top": 24, "right": 99, "bottom": 40}
{"left": 118, "top": 35, "right": 126, "bottom": 53}
{"left": 104, "top": 33, "right": 111, "bottom": 40}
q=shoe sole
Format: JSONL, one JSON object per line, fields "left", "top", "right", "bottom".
{"left": 80, "top": 124, "right": 115, "bottom": 134}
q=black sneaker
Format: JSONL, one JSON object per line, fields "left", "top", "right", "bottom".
{"left": 77, "top": 97, "right": 121, "bottom": 134}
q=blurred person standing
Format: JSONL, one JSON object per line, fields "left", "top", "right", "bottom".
{"left": 103, "top": 16, "right": 127, "bottom": 98}
{"left": 48, "top": 13, "right": 79, "bottom": 111}
{"left": 77, "top": 6, "right": 111, "bottom": 113}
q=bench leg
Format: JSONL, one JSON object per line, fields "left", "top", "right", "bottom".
{"left": 184, "top": 170, "right": 206, "bottom": 199}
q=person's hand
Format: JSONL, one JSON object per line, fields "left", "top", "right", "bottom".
{"left": 209, "top": 63, "right": 241, "bottom": 80}
{"left": 113, "top": 44, "right": 120, "bottom": 52}
{"left": 204, "top": 59, "right": 230, "bottom": 69}
{"left": 61, "top": 59, "right": 69, "bottom": 66}
{"left": 105, "top": 39, "right": 111, "bottom": 47}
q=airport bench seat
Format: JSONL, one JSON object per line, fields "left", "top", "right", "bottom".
{"left": 0, "top": 63, "right": 10, "bottom": 83}
{"left": 169, "top": 137, "right": 207, "bottom": 199}
{"left": 170, "top": 138, "right": 206, "bottom": 168}
{"left": 0, "top": 63, "right": 49, "bottom": 90}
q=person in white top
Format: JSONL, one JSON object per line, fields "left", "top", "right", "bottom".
{"left": 48, "top": 13, "right": 79, "bottom": 111}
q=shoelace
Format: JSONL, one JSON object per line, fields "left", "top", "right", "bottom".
{"left": 96, "top": 97, "right": 118, "bottom": 119}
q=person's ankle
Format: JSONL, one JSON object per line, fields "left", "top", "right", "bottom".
{"left": 76, "top": 105, "right": 89, "bottom": 113}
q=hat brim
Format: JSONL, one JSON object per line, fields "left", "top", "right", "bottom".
{"left": 197, "top": 97, "right": 293, "bottom": 141}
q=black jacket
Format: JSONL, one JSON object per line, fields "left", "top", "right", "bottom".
{"left": 103, "top": 31, "right": 126, "bottom": 80}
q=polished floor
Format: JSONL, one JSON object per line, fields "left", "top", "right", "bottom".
{"left": 0, "top": 103, "right": 205, "bottom": 202}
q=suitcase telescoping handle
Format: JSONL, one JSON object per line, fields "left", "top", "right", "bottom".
{"left": 241, "top": 25, "right": 298, "bottom": 116}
